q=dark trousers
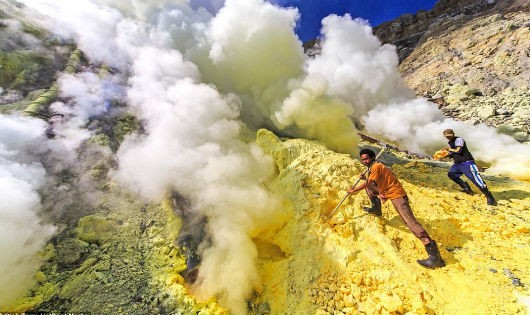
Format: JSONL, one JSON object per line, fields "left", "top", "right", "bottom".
{"left": 448, "top": 161, "right": 486, "bottom": 189}
{"left": 391, "top": 196, "right": 432, "bottom": 246}
{"left": 366, "top": 189, "right": 432, "bottom": 245}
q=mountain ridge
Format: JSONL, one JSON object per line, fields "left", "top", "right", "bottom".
{"left": 374, "top": 0, "right": 530, "bottom": 142}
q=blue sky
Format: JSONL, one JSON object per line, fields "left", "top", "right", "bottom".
{"left": 273, "top": 0, "right": 439, "bottom": 42}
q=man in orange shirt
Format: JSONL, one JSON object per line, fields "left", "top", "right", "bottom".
{"left": 348, "top": 148, "right": 445, "bottom": 269}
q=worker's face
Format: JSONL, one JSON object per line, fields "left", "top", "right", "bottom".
{"left": 360, "top": 154, "right": 373, "bottom": 166}
{"left": 444, "top": 134, "right": 454, "bottom": 141}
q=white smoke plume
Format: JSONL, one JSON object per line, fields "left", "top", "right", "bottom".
{"left": 16, "top": 0, "right": 530, "bottom": 313}
{"left": 308, "top": 15, "right": 415, "bottom": 116}
{"left": 365, "top": 101, "right": 530, "bottom": 178}
{"left": 0, "top": 115, "right": 56, "bottom": 307}
{"left": 49, "top": 71, "right": 125, "bottom": 159}
{"left": 309, "top": 14, "right": 530, "bottom": 179}
{"left": 21, "top": 1, "right": 285, "bottom": 312}
{"left": 114, "top": 41, "right": 282, "bottom": 315}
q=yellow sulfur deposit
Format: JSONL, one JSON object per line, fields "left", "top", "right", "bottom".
{"left": 4, "top": 129, "right": 529, "bottom": 314}
{"left": 432, "top": 149, "right": 449, "bottom": 160}
{"left": 250, "top": 129, "right": 530, "bottom": 315}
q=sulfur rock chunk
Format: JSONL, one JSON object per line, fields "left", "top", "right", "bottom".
{"left": 76, "top": 215, "right": 115, "bottom": 245}
{"left": 380, "top": 293, "right": 404, "bottom": 313}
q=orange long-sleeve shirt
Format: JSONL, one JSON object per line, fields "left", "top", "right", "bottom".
{"left": 367, "top": 162, "right": 407, "bottom": 200}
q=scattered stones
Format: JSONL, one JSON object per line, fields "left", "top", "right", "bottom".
{"left": 476, "top": 105, "right": 496, "bottom": 120}
{"left": 503, "top": 268, "right": 523, "bottom": 287}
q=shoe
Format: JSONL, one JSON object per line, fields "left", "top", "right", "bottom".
{"left": 363, "top": 197, "right": 382, "bottom": 216}
{"left": 417, "top": 240, "right": 446, "bottom": 269}
{"left": 459, "top": 182, "right": 474, "bottom": 195}
{"left": 480, "top": 187, "right": 497, "bottom": 206}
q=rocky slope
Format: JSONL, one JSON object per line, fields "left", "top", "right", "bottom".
{"left": 374, "top": 0, "right": 498, "bottom": 61}
{"left": 0, "top": 0, "right": 71, "bottom": 113}
{"left": 6, "top": 128, "right": 530, "bottom": 314}
{"left": 375, "top": 0, "right": 530, "bottom": 142}
{"left": 254, "top": 130, "right": 530, "bottom": 315}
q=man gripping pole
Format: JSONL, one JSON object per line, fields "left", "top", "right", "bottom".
{"left": 328, "top": 145, "right": 388, "bottom": 219}
{"left": 347, "top": 148, "right": 445, "bottom": 269}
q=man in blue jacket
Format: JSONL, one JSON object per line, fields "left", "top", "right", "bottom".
{"left": 443, "top": 129, "right": 497, "bottom": 205}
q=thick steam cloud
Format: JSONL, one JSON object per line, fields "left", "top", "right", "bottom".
{"left": 0, "top": 115, "right": 56, "bottom": 307}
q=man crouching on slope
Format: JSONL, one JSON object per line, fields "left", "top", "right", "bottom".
{"left": 348, "top": 148, "right": 445, "bottom": 269}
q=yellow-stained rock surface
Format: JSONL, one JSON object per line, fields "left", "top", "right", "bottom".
{"left": 3, "top": 187, "right": 226, "bottom": 314}
{"left": 252, "top": 129, "right": 530, "bottom": 315}
{"left": 3, "top": 129, "right": 529, "bottom": 314}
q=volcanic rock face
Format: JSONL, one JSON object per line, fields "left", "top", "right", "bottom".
{"left": 4, "top": 127, "right": 530, "bottom": 314}
{"left": 374, "top": 0, "right": 521, "bottom": 61}
{"left": 374, "top": 0, "right": 530, "bottom": 142}
{"left": 0, "top": 1, "right": 69, "bottom": 112}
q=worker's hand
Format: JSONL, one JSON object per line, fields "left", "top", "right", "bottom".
{"left": 379, "top": 193, "right": 387, "bottom": 203}
{"left": 348, "top": 187, "right": 356, "bottom": 195}
{"left": 433, "top": 148, "right": 450, "bottom": 160}
{"left": 358, "top": 173, "right": 366, "bottom": 180}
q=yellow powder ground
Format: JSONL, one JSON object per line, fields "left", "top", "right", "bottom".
{"left": 5, "top": 129, "right": 528, "bottom": 315}
{"left": 253, "top": 129, "right": 530, "bottom": 315}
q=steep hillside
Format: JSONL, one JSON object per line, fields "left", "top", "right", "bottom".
{"left": 5, "top": 129, "right": 530, "bottom": 314}
{"left": 254, "top": 129, "right": 530, "bottom": 315}
{"left": 374, "top": 0, "right": 499, "bottom": 61}
{"left": 375, "top": 0, "right": 530, "bottom": 142}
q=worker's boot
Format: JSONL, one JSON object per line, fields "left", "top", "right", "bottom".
{"left": 363, "top": 197, "right": 382, "bottom": 216}
{"left": 459, "top": 181, "right": 474, "bottom": 195}
{"left": 479, "top": 187, "right": 497, "bottom": 206}
{"left": 417, "top": 240, "right": 446, "bottom": 269}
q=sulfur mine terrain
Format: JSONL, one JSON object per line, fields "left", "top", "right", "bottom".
{"left": 1, "top": 0, "right": 530, "bottom": 314}
{"left": 254, "top": 130, "right": 530, "bottom": 315}
{"left": 4, "top": 128, "right": 530, "bottom": 314}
